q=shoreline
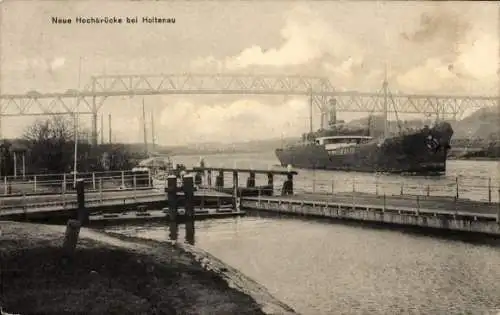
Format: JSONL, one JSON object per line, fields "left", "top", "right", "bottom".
{"left": 0, "top": 221, "right": 297, "bottom": 315}
{"left": 104, "top": 230, "right": 298, "bottom": 315}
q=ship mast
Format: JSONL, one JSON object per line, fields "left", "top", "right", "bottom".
{"left": 151, "top": 109, "right": 156, "bottom": 151}
{"left": 100, "top": 114, "right": 104, "bottom": 144}
{"left": 108, "top": 114, "right": 112, "bottom": 144}
{"left": 142, "top": 98, "right": 148, "bottom": 155}
{"left": 309, "top": 88, "right": 313, "bottom": 136}
{"left": 383, "top": 66, "right": 389, "bottom": 139}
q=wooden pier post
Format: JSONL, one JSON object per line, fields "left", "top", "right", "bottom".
{"left": 455, "top": 177, "right": 459, "bottom": 199}
{"left": 215, "top": 170, "right": 224, "bottom": 191}
{"left": 22, "top": 193, "right": 27, "bottom": 221}
{"left": 121, "top": 171, "right": 125, "bottom": 188}
{"left": 92, "top": 172, "right": 96, "bottom": 191}
{"left": 33, "top": 175, "right": 37, "bottom": 193}
{"left": 207, "top": 170, "right": 212, "bottom": 186}
{"left": 76, "top": 179, "right": 88, "bottom": 226}
{"left": 62, "top": 185, "right": 66, "bottom": 208}
{"left": 22, "top": 154, "right": 26, "bottom": 180}
{"left": 281, "top": 172, "right": 294, "bottom": 196}
{"left": 488, "top": 178, "right": 492, "bottom": 203}
{"left": 133, "top": 173, "right": 137, "bottom": 201}
{"left": 63, "top": 173, "right": 67, "bottom": 193}
{"left": 427, "top": 184, "right": 430, "bottom": 197}
{"left": 416, "top": 195, "right": 420, "bottom": 216}
{"left": 383, "top": 193, "right": 386, "bottom": 212}
{"left": 183, "top": 174, "right": 194, "bottom": 219}
{"left": 13, "top": 152, "right": 17, "bottom": 179}
{"left": 3, "top": 177, "right": 7, "bottom": 195}
{"left": 194, "top": 172, "right": 202, "bottom": 186}
{"left": 232, "top": 171, "right": 239, "bottom": 210}
{"left": 167, "top": 175, "right": 178, "bottom": 222}
{"left": 169, "top": 221, "right": 179, "bottom": 242}
{"left": 267, "top": 172, "right": 274, "bottom": 196}
{"left": 247, "top": 171, "right": 256, "bottom": 191}
{"left": 185, "top": 220, "right": 195, "bottom": 245}
{"left": 62, "top": 219, "right": 81, "bottom": 262}
{"left": 99, "top": 178, "right": 103, "bottom": 204}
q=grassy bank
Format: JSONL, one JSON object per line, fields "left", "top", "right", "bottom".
{"left": 0, "top": 221, "right": 270, "bottom": 315}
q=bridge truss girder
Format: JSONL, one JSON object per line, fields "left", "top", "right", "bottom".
{"left": 0, "top": 73, "right": 498, "bottom": 144}
{"left": 89, "top": 74, "right": 498, "bottom": 120}
{"left": 331, "top": 91, "right": 498, "bottom": 119}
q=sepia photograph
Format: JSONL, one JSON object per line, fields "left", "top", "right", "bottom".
{"left": 0, "top": 1, "right": 499, "bottom": 314}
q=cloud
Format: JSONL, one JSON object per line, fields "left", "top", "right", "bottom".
{"left": 50, "top": 57, "right": 66, "bottom": 71}
{"left": 396, "top": 58, "right": 459, "bottom": 92}
{"left": 397, "top": 23, "right": 498, "bottom": 94}
{"left": 191, "top": 5, "right": 497, "bottom": 96}
{"left": 401, "top": 9, "right": 470, "bottom": 48}
{"left": 193, "top": 4, "right": 362, "bottom": 74}
{"left": 457, "top": 32, "right": 498, "bottom": 80}
{"left": 4, "top": 56, "right": 67, "bottom": 74}
{"left": 158, "top": 97, "right": 311, "bottom": 144}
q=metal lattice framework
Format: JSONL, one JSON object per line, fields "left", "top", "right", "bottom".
{"left": 0, "top": 73, "right": 498, "bottom": 144}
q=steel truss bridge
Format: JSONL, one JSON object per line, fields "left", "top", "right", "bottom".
{"left": 0, "top": 73, "right": 498, "bottom": 145}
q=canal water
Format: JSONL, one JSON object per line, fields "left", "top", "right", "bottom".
{"left": 108, "top": 217, "right": 500, "bottom": 315}
{"left": 170, "top": 151, "right": 500, "bottom": 202}
{"left": 109, "top": 153, "right": 500, "bottom": 314}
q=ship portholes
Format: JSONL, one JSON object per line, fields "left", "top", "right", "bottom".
{"left": 425, "top": 134, "right": 440, "bottom": 151}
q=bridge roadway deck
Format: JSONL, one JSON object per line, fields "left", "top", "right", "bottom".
{"left": 0, "top": 189, "right": 232, "bottom": 217}
{"left": 245, "top": 192, "right": 500, "bottom": 216}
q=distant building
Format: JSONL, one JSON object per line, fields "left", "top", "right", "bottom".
{"left": 77, "top": 130, "right": 91, "bottom": 144}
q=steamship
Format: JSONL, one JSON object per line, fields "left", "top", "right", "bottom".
{"left": 275, "top": 84, "right": 454, "bottom": 174}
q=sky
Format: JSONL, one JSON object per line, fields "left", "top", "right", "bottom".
{"left": 0, "top": 1, "right": 498, "bottom": 145}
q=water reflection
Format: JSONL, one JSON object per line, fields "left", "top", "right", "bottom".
{"left": 168, "top": 221, "right": 178, "bottom": 241}
{"left": 185, "top": 220, "right": 195, "bottom": 245}
{"left": 168, "top": 220, "right": 195, "bottom": 245}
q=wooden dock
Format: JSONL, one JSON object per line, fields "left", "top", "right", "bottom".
{"left": 0, "top": 189, "right": 233, "bottom": 222}
{"left": 240, "top": 192, "right": 500, "bottom": 236}
{"left": 4, "top": 165, "right": 499, "bottom": 237}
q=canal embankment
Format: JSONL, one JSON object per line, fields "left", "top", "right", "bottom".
{"left": 0, "top": 221, "right": 297, "bottom": 315}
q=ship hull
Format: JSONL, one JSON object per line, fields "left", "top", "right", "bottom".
{"left": 275, "top": 122, "right": 454, "bottom": 174}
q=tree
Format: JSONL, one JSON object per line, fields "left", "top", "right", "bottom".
{"left": 23, "top": 116, "right": 90, "bottom": 174}
{"left": 23, "top": 116, "right": 143, "bottom": 175}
